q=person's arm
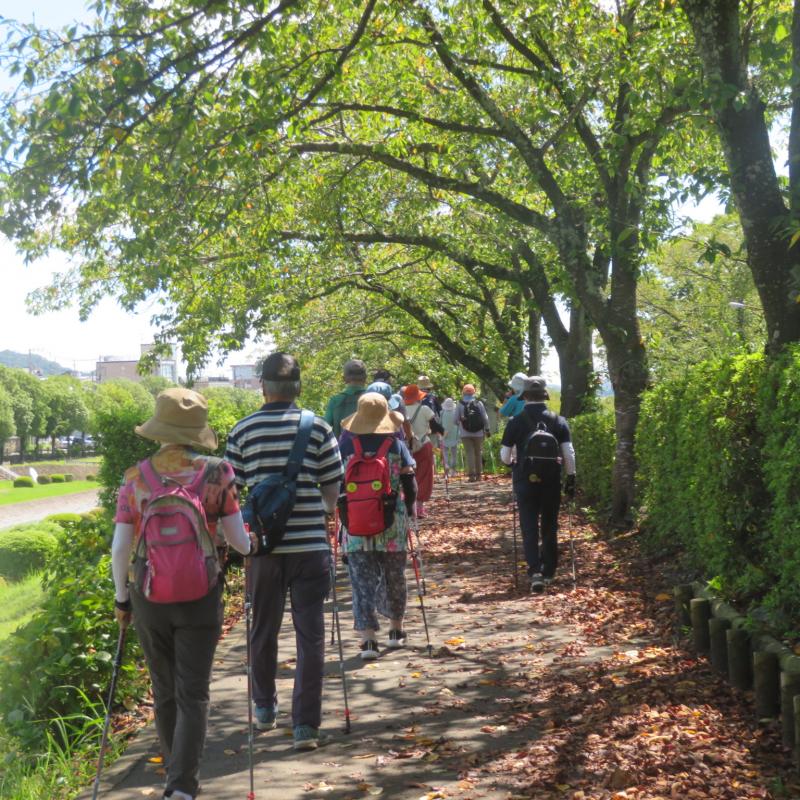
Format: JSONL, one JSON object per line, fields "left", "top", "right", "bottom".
{"left": 561, "top": 441, "right": 576, "bottom": 476}
{"left": 111, "top": 522, "right": 134, "bottom": 603}
{"left": 500, "top": 445, "right": 515, "bottom": 465}
{"left": 220, "top": 512, "right": 253, "bottom": 555}
{"left": 320, "top": 481, "right": 339, "bottom": 514}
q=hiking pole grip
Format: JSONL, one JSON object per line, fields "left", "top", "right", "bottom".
{"left": 92, "top": 625, "right": 127, "bottom": 800}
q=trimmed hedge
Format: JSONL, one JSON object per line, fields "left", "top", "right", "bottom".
{"left": 36, "top": 474, "right": 51, "bottom": 485}
{"left": 570, "top": 408, "right": 615, "bottom": 513}
{"left": 49, "top": 474, "right": 65, "bottom": 483}
{"left": 0, "top": 529, "right": 58, "bottom": 581}
{"left": 637, "top": 349, "right": 800, "bottom": 631}
{"left": 43, "top": 513, "right": 83, "bottom": 526}
{"left": 63, "top": 473, "right": 74, "bottom": 482}
{"left": 12, "top": 477, "right": 34, "bottom": 488}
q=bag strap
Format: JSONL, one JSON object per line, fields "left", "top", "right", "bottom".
{"left": 139, "top": 459, "right": 163, "bottom": 493}
{"left": 187, "top": 456, "right": 220, "bottom": 494}
{"left": 284, "top": 410, "right": 315, "bottom": 481}
{"left": 376, "top": 436, "right": 393, "bottom": 460}
{"left": 352, "top": 437, "right": 364, "bottom": 460}
{"left": 410, "top": 404, "right": 423, "bottom": 425}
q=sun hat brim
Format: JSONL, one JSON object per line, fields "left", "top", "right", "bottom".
{"left": 135, "top": 418, "right": 218, "bottom": 451}
{"left": 340, "top": 411, "right": 398, "bottom": 435}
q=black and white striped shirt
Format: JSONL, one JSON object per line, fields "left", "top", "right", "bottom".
{"left": 225, "top": 402, "right": 343, "bottom": 554}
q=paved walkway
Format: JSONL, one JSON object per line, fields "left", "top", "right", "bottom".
{"left": 84, "top": 479, "right": 617, "bottom": 800}
{"left": 0, "top": 489, "right": 101, "bottom": 528}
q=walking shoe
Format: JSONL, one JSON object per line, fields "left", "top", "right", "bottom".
{"left": 254, "top": 702, "right": 278, "bottom": 730}
{"left": 529, "top": 573, "right": 545, "bottom": 593}
{"left": 163, "top": 792, "right": 193, "bottom": 800}
{"left": 360, "top": 639, "right": 379, "bottom": 660}
{"left": 387, "top": 629, "right": 406, "bottom": 648}
{"left": 293, "top": 724, "right": 320, "bottom": 751}
{"left": 543, "top": 575, "right": 555, "bottom": 587}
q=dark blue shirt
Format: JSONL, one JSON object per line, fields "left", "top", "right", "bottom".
{"left": 501, "top": 403, "right": 571, "bottom": 484}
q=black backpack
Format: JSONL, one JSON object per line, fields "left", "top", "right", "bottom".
{"left": 460, "top": 399, "right": 485, "bottom": 433}
{"left": 521, "top": 411, "right": 562, "bottom": 483}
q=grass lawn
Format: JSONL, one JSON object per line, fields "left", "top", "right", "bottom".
{"left": 0, "top": 480, "right": 98, "bottom": 506}
{"left": 0, "top": 573, "right": 43, "bottom": 642}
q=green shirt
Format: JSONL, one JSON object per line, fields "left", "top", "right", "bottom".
{"left": 323, "top": 385, "right": 366, "bottom": 437}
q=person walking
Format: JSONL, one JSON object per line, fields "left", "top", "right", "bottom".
{"left": 499, "top": 372, "right": 528, "bottom": 419}
{"left": 112, "top": 388, "right": 254, "bottom": 800}
{"left": 440, "top": 397, "right": 459, "bottom": 476}
{"left": 455, "top": 384, "right": 490, "bottom": 482}
{"left": 338, "top": 392, "right": 416, "bottom": 658}
{"left": 499, "top": 376, "right": 576, "bottom": 593}
{"left": 402, "top": 383, "right": 437, "bottom": 517}
{"left": 225, "top": 353, "right": 343, "bottom": 751}
{"left": 324, "top": 359, "right": 368, "bottom": 438}
{"left": 417, "top": 375, "right": 443, "bottom": 419}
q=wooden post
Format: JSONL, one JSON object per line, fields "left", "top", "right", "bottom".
{"left": 754, "top": 649, "right": 780, "bottom": 718}
{"left": 674, "top": 584, "right": 693, "bottom": 629}
{"left": 690, "top": 597, "right": 711, "bottom": 654}
{"left": 727, "top": 626, "right": 752, "bottom": 690}
{"left": 709, "top": 617, "right": 731, "bottom": 676}
{"left": 781, "top": 668, "right": 800, "bottom": 747}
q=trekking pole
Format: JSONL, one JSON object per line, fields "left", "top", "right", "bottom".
{"left": 329, "top": 511, "right": 339, "bottom": 646}
{"left": 512, "top": 499, "right": 519, "bottom": 591}
{"left": 91, "top": 624, "right": 127, "bottom": 800}
{"left": 328, "top": 530, "right": 352, "bottom": 733}
{"left": 407, "top": 526, "right": 433, "bottom": 657}
{"left": 440, "top": 445, "right": 450, "bottom": 502}
{"left": 410, "top": 513, "right": 428, "bottom": 596}
{"left": 568, "top": 500, "right": 577, "bottom": 592}
{"left": 244, "top": 556, "right": 256, "bottom": 800}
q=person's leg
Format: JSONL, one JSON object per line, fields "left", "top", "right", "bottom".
{"left": 381, "top": 550, "right": 408, "bottom": 633}
{"left": 347, "top": 550, "right": 381, "bottom": 640}
{"left": 250, "top": 555, "right": 288, "bottom": 709}
{"left": 164, "top": 587, "right": 223, "bottom": 797}
{"left": 130, "top": 592, "right": 178, "bottom": 762}
{"left": 540, "top": 483, "right": 562, "bottom": 578}
{"left": 287, "top": 550, "right": 331, "bottom": 729}
{"left": 466, "top": 438, "right": 481, "bottom": 480}
{"left": 414, "top": 442, "right": 434, "bottom": 506}
{"left": 475, "top": 434, "right": 485, "bottom": 480}
{"left": 514, "top": 483, "right": 543, "bottom": 576}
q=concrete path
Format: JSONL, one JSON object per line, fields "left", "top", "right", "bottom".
{"left": 85, "top": 478, "right": 616, "bottom": 800}
{"left": 0, "top": 489, "right": 101, "bottom": 528}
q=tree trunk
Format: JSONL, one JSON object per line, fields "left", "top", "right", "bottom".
{"left": 557, "top": 305, "right": 594, "bottom": 418}
{"left": 527, "top": 308, "right": 542, "bottom": 374}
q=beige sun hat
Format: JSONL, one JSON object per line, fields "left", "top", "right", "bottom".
{"left": 341, "top": 392, "right": 398, "bottom": 435}
{"left": 417, "top": 375, "right": 433, "bottom": 390}
{"left": 135, "top": 388, "right": 218, "bottom": 451}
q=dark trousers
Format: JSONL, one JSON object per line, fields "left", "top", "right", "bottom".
{"left": 249, "top": 550, "right": 330, "bottom": 728}
{"left": 131, "top": 585, "right": 223, "bottom": 798}
{"left": 514, "top": 480, "right": 561, "bottom": 577}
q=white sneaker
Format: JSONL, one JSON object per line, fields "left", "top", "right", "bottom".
{"left": 529, "top": 573, "right": 545, "bottom": 593}
{"left": 360, "top": 640, "right": 379, "bottom": 660}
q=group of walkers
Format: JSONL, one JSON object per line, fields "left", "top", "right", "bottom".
{"left": 107, "top": 353, "right": 577, "bottom": 800}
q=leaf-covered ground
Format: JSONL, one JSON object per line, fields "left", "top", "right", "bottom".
{"left": 106, "top": 474, "right": 797, "bottom": 800}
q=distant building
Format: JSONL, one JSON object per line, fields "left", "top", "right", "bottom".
{"left": 194, "top": 376, "right": 234, "bottom": 391}
{"left": 232, "top": 364, "right": 260, "bottom": 391}
{"left": 96, "top": 344, "right": 178, "bottom": 384}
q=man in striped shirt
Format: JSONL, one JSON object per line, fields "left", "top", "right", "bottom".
{"left": 225, "top": 352, "right": 343, "bottom": 751}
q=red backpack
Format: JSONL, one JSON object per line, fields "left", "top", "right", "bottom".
{"left": 130, "top": 459, "right": 220, "bottom": 603}
{"left": 342, "top": 437, "right": 396, "bottom": 536}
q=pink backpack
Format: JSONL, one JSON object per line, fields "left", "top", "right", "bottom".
{"left": 131, "top": 459, "right": 220, "bottom": 603}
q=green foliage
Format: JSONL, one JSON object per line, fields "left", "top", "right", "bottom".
{"left": 12, "top": 477, "right": 33, "bottom": 489}
{"left": 49, "top": 474, "right": 64, "bottom": 483}
{"left": 85, "top": 474, "right": 96, "bottom": 481}
{"left": 203, "top": 387, "right": 261, "bottom": 456}
{"left": 0, "top": 513, "right": 146, "bottom": 750}
{"left": 63, "top": 474, "right": 73, "bottom": 483}
{"left": 35, "top": 475, "right": 51, "bottom": 485}
{"left": 91, "top": 380, "right": 156, "bottom": 511}
{"left": 43, "top": 513, "right": 82, "bottom": 525}
{"left": 0, "top": 530, "right": 58, "bottom": 581}
{"left": 570, "top": 409, "right": 615, "bottom": 512}
{"left": 0, "top": 572, "right": 43, "bottom": 644}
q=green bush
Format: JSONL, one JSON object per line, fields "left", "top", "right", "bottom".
{"left": 63, "top": 473, "right": 74, "bottom": 482}
{"left": 0, "top": 530, "right": 58, "bottom": 581}
{"left": 49, "top": 474, "right": 65, "bottom": 483}
{"left": 0, "top": 513, "right": 146, "bottom": 749}
{"left": 570, "top": 408, "right": 615, "bottom": 512}
{"left": 85, "top": 473, "right": 96, "bottom": 481}
{"left": 43, "top": 513, "right": 83, "bottom": 526}
{"left": 12, "top": 477, "right": 34, "bottom": 488}
{"left": 36, "top": 474, "right": 51, "bottom": 485}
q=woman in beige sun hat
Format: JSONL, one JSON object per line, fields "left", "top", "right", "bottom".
{"left": 111, "top": 388, "right": 253, "bottom": 800}
{"left": 337, "top": 392, "right": 417, "bottom": 660}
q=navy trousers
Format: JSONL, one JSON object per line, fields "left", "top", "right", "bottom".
{"left": 513, "top": 479, "right": 561, "bottom": 578}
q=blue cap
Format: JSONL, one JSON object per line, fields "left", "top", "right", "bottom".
{"left": 367, "top": 381, "right": 393, "bottom": 399}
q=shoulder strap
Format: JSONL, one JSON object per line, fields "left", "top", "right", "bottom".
{"left": 284, "top": 410, "right": 315, "bottom": 481}
{"left": 352, "top": 437, "right": 364, "bottom": 460}
{"left": 376, "top": 436, "right": 394, "bottom": 459}
{"left": 139, "top": 459, "right": 162, "bottom": 493}
{"left": 188, "top": 456, "right": 220, "bottom": 493}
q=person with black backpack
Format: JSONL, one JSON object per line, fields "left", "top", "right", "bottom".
{"left": 337, "top": 392, "right": 417, "bottom": 659}
{"left": 455, "top": 384, "right": 490, "bottom": 482}
{"left": 499, "top": 376, "right": 576, "bottom": 593}
{"left": 225, "top": 353, "right": 343, "bottom": 751}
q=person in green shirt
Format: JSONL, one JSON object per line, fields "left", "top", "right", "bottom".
{"left": 323, "top": 359, "right": 368, "bottom": 437}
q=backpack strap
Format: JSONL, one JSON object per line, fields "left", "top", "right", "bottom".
{"left": 188, "top": 456, "right": 221, "bottom": 494}
{"left": 410, "top": 404, "right": 423, "bottom": 425}
{"left": 139, "top": 459, "right": 163, "bottom": 493}
{"left": 376, "top": 436, "right": 393, "bottom": 460}
{"left": 284, "top": 410, "right": 315, "bottom": 481}
{"left": 352, "top": 437, "right": 364, "bottom": 459}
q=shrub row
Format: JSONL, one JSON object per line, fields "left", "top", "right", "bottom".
{"left": 12, "top": 473, "right": 75, "bottom": 488}
{"left": 0, "top": 524, "right": 61, "bottom": 581}
{"left": 636, "top": 348, "right": 800, "bottom": 632}
{"left": 569, "top": 408, "right": 615, "bottom": 513}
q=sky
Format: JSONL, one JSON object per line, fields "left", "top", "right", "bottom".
{"left": 0, "top": 0, "right": 724, "bottom": 382}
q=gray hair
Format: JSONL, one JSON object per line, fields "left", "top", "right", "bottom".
{"left": 262, "top": 379, "right": 301, "bottom": 399}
